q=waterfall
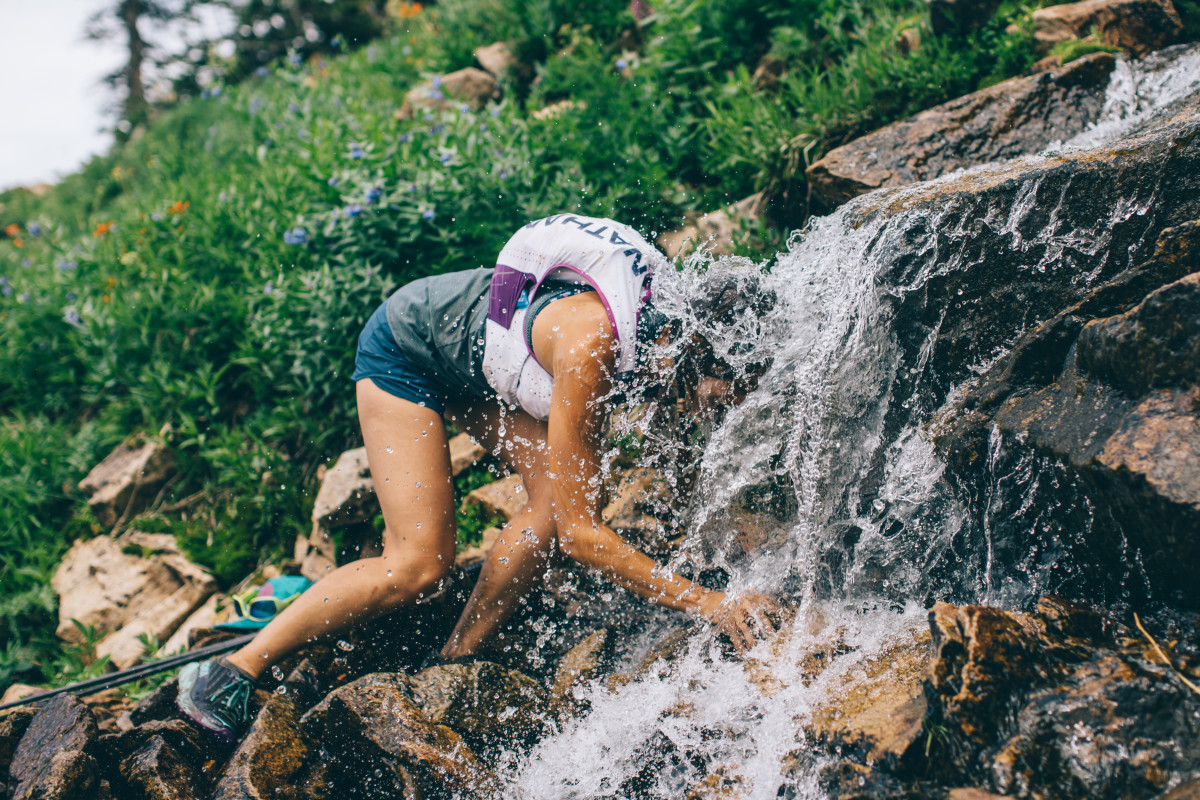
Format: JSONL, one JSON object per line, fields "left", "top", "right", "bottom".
{"left": 507, "top": 45, "right": 1200, "bottom": 799}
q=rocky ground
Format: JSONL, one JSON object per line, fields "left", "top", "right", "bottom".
{"left": 4, "top": 0, "right": 1199, "bottom": 797}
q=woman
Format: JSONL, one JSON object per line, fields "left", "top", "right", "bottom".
{"left": 177, "top": 214, "right": 779, "bottom": 742}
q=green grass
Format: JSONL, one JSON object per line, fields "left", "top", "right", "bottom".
{"left": 0, "top": 0, "right": 1048, "bottom": 693}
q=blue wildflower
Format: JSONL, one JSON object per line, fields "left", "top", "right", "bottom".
{"left": 27, "top": 223, "right": 40, "bottom": 237}
{"left": 428, "top": 89, "right": 445, "bottom": 101}
{"left": 21, "top": 258, "right": 30, "bottom": 268}
{"left": 439, "top": 153, "right": 451, "bottom": 163}
{"left": 431, "top": 75, "right": 443, "bottom": 88}
{"left": 201, "top": 90, "right": 211, "bottom": 100}
{"left": 480, "top": 124, "right": 487, "bottom": 133}
{"left": 328, "top": 177, "right": 339, "bottom": 187}
{"left": 288, "top": 53, "right": 303, "bottom": 66}
{"left": 212, "top": 86, "right": 222, "bottom": 97}
{"left": 366, "top": 186, "right": 382, "bottom": 203}
{"left": 399, "top": 133, "right": 411, "bottom": 144}
{"left": 264, "top": 282, "right": 275, "bottom": 294}
{"left": 422, "top": 209, "right": 435, "bottom": 220}
{"left": 1, "top": 276, "right": 8, "bottom": 286}
{"left": 284, "top": 227, "right": 308, "bottom": 245}
{"left": 346, "top": 204, "right": 363, "bottom": 218}
{"left": 490, "top": 106, "right": 501, "bottom": 117}
{"left": 298, "top": 130, "right": 309, "bottom": 139}
{"left": 424, "top": 112, "right": 434, "bottom": 121}
{"left": 431, "top": 124, "right": 445, "bottom": 135}
{"left": 66, "top": 292, "right": 77, "bottom": 301}
{"left": 459, "top": 103, "right": 470, "bottom": 114}
{"left": 219, "top": 191, "right": 228, "bottom": 202}
{"left": 256, "top": 66, "right": 270, "bottom": 77}
{"left": 152, "top": 212, "right": 164, "bottom": 222}
{"left": 349, "top": 143, "right": 365, "bottom": 159}
{"left": 57, "top": 260, "right": 77, "bottom": 272}
{"left": 289, "top": 102, "right": 301, "bottom": 115}
{"left": 616, "top": 58, "right": 629, "bottom": 71}
{"left": 250, "top": 98, "right": 262, "bottom": 113}
{"left": 499, "top": 169, "right": 508, "bottom": 180}
{"left": 64, "top": 309, "right": 81, "bottom": 325}
{"left": 2, "top": 285, "right": 12, "bottom": 297}
{"left": 19, "top": 292, "right": 29, "bottom": 303}
{"left": 408, "top": 184, "right": 417, "bottom": 193}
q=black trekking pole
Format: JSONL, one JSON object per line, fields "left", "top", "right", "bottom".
{"left": 0, "top": 632, "right": 257, "bottom": 713}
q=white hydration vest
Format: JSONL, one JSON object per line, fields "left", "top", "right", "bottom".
{"left": 482, "top": 214, "right": 665, "bottom": 420}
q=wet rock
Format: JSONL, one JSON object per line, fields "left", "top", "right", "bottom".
{"left": 947, "top": 790, "right": 1010, "bottom": 800}
{"left": 406, "top": 661, "right": 548, "bottom": 754}
{"left": 657, "top": 193, "right": 766, "bottom": 259}
{"left": 462, "top": 473, "right": 528, "bottom": 522}
{"left": 8, "top": 694, "right": 98, "bottom": 800}
{"left": 1029, "top": 0, "right": 1184, "bottom": 57}
{"left": 302, "top": 671, "right": 497, "bottom": 798}
{"left": 806, "top": 53, "right": 1116, "bottom": 207}
{"left": 920, "top": 598, "right": 1200, "bottom": 797}
{"left": 78, "top": 434, "right": 175, "bottom": 527}
{"left": 602, "top": 468, "right": 674, "bottom": 552}
{"left": 156, "top": 593, "right": 220, "bottom": 657}
{"left": 211, "top": 659, "right": 324, "bottom": 800}
{"left": 128, "top": 680, "right": 179, "bottom": 727}
{"left": 0, "top": 707, "right": 37, "bottom": 777}
{"left": 51, "top": 532, "right": 217, "bottom": 669}
{"left": 1078, "top": 271, "right": 1200, "bottom": 397}
{"left": 807, "top": 629, "right": 931, "bottom": 764}
{"left": 118, "top": 733, "right": 207, "bottom": 800}
{"left": 398, "top": 67, "right": 499, "bottom": 119}
{"left": 550, "top": 629, "right": 611, "bottom": 719}
{"left": 928, "top": 0, "right": 1004, "bottom": 35}
{"left": 449, "top": 431, "right": 486, "bottom": 476}
{"left": 1159, "top": 779, "right": 1200, "bottom": 799}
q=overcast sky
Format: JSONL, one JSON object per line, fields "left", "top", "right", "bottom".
{"left": 0, "top": 0, "right": 233, "bottom": 192}
{"left": 0, "top": 0, "right": 126, "bottom": 190}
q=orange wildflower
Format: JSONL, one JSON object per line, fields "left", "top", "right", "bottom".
{"left": 167, "top": 201, "right": 190, "bottom": 215}
{"left": 12, "top": 238, "right": 22, "bottom": 248}
{"left": 4, "top": 223, "right": 18, "bottom": 237}
{"left": 94, "top": 221, "right": 113, "bottom": 237}
{"left": 395, "top": 2, "right": 422, "bottom": 18}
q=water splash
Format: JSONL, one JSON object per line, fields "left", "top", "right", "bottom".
{"left": 507, "top": 46, "right": 1200, "bottom": 800}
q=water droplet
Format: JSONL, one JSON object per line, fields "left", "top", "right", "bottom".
{"left": 271, "top": 665, "right": 285, "bottom": 680}
{"left": 336, "top": 639, "right": 355, "bottom": 651}
{"left": 385, "top": 446, "right": 394, "bottom": 454}
{"left": 275, "top": 685, "right": 288, "bottom": 695}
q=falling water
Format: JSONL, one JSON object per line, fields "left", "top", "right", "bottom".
{"left": 507, "top": 45, "right": 1200, "bottom": 799}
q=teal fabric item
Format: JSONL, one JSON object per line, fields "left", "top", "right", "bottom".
{"left": 215, "top": 576, "right": 314, "bottom": 631}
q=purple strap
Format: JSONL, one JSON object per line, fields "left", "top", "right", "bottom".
{"left": 488, "top": 264, "right": 535, "bottom": 331}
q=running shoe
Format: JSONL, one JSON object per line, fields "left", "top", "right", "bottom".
{"left": 176, "top": 657, "right": 257, "bottom": 743}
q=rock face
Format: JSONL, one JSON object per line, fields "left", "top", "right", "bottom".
{"left": 51, "top": 532, "right": 217, "bottom": 668}
{"left": 601, "top": 468, "right": 674, "bottom": 552}
{"left": 1029, "top": 0, "right": 1184, "bottom": 57}
{"left": 805, "top": 53, "right": 1116, "bottom": 207}
{"left": 934, "top": 219, "right": 1200, "bottom": 606}
{"left": 78, "top": 435, "right": 176, "bottom": 527}
{"left": 922, "top": 598, "right": 1200, "bottom": 799}
{"left": 8, "top": 695, "right": 99, "bottom": 800}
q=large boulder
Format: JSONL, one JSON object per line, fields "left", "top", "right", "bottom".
{"left": 398, "top": 67, "right": 499, "bottom": 119}
{"left": 406, "top": 661, "right": 548, "bottom": 755}
{"left": 301, "top": 672, "right": 497, "bottom": 797}
{"left": 78, "top": 434, "right": 175, "bottom": 527}
{"left": 8, "top": 694, "right": 99, "bottom": 800}
{"left": 51, "top": 532, "right": 217, "bottom": 668}
{"left": 1029, "top": 0, "right": 1184, "bottom": 58}
{"left": 210, "top": 660, "right": 324, "bottom": 800}
{"left": 806, "top": 52, "right": 1116, "bottom": 207}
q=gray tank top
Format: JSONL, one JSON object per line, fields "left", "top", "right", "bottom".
{"left": 384, "top": 268, "right": 494, "bottom": 397}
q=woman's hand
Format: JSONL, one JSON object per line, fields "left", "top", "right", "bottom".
{"left": 702, "top": 590, "right": 782, "bottom": 654}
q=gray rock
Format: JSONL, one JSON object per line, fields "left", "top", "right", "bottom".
{"left": 118, "top": 734, "right": 206, "bottom": 800}
{"left": 461, "top": 474, "right": 528, "bottom": 522}
{"left": 550, "top": 629, "right": 611, "bottom": 720}
{"left": 0, "top": 707, "right": 37, "bottom": 779}
{"left": 78, "top": 434, "right": 175, "bottom": 526}
{"left": 8, "top": 694, "right": 98, "bottom": 800}
{"left": 806, "top": 53, "right": 1116, "bottom": 207}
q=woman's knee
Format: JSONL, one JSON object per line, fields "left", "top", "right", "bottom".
{"left": 373, "top": 555, "right": 453, "bottom": 611}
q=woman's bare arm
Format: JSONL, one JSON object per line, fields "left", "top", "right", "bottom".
{"left": 533, "top": 295, "right": 776, "bottom": 651}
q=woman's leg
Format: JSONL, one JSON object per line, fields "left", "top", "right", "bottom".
{"left": 439, "top": 403, "right": 558, "bottom": 660}
{"left": 226, "top": 379, "right": 458, "bottom": 678}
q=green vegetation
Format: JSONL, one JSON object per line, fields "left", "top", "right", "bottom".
{"left": 0, "top": 0, "right": 1044, "bottom": 692}
{"left": 1051, "top": 29, "right": 1125, "bottom": 63}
